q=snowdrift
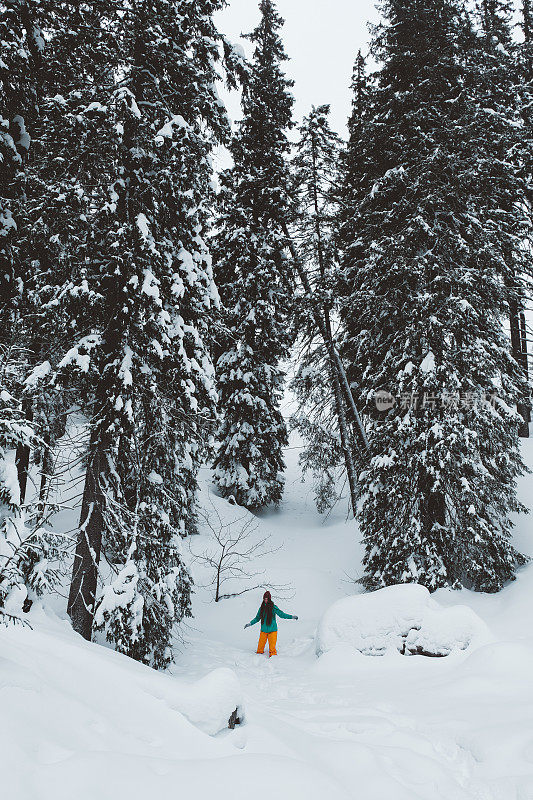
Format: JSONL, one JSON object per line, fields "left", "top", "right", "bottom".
{"left": 1, "top": 610, "right": 244, "bottom": 742}
{"left": 1, "top": 607, "right": 356, "bottom": 800}
{"left": 0, "top": 607, "right": 249, "bottom": 799}
{"left": 162, "top": 667, "right": 244, "bottom": 735}
{"left": 315, "top": 584, "right": 491, "bottom": 657}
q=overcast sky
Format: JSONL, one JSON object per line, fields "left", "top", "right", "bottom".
{"left": 214, "top": 0, "right": 379, "bottom": 139}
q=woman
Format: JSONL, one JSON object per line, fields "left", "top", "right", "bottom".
{"left": 244, "top": 591, "right": 298, "bottom": 656}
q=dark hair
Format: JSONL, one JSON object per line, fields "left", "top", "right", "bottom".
{"left": 260, "top": 591, "right": 274, "bottom": 626}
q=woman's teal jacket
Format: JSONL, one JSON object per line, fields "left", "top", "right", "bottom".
{"left": 248, "top": 605, "right": 294, "bottom": 633}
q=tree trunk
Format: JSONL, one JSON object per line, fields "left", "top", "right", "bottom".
{"left": 67, "top": 442, "right": 104, "bottom": 640}
{"left": 520, "top": 311, "right": 529, "bottom": 382}
{"left": 39, "top": 430, "right": 52, "bottom": 503}
{"left": 329, "top": 356, "right": 359, "bottom": 516}
{"left": 15, "top": 397, "right": 33, "bottom": 504}
{"left": 308, "top": 132, "right": 359, "bottom": 514}
{"left": 281, "top": 222, "right": 367, "bottom": 514}
{"left": 510, "top": 298, "right": 530, "bottom": 438}
{"left": 282, "top": 221, "right": 370, "bottom": 456}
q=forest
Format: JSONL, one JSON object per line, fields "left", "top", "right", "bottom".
{"left": 4, "top": 2, "right": 533, "bottom": 798}
{"left": 1, "top": 0, "right": 532, "bottom": 668}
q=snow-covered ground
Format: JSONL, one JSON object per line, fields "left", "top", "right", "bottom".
{"left": 2, "top": 433, "right": 533, "bottom": 799}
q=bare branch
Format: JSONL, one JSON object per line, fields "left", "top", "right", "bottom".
{"left": 191, "top": 494, "right": 291, "bottom": 602}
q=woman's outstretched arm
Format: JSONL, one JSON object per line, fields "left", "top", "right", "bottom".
{"left": 245, "top": 608, "right": 262, "bottom": 628}
{"left": 274, "top": 606, "right": 298, "bottom": 620}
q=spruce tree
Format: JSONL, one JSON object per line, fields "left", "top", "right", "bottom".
{"left": 519, "top": 0, "right": 533, "bottom": 422}
{"left": 337, "top": 52, "right": 369, "bottom": 262}
{"left": 213, "top": 0, "right": 294, "bottom": 509}
{"left": 522, "top": 0, "right": 533, "bottom": 252}
{"left": 338, "top": 0, "right": 528, "bottom": 592}
{"left": 289, "top": 106, "right": 356, "bottom": 514}
{"left": 474, "top": 0, "right": 531, "bottom": 437}
{"left": 0, "top": 1, "right": 61, "bottom": 615}
{"left": 0, "top": 0, "right": 41, "bottom": 336}
{"left": 0, "top": 1, "right": 43, "bottom": 503}
{"left": 1, "top": 1, "right": 122, "bottom": 516}
{"left": 62, "top": 0, "right": 231, "bottom": 668}
{"left": 11, "top": 1, "right": 110, "bottom": 509}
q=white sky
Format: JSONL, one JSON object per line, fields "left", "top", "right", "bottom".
{"left": 215, "top": 0, "right": 379, "bottom": 138}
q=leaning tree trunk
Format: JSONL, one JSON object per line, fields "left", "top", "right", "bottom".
{"left": 281, "top": 223, "right": 369, "bottom": 518}
{"left": 67, "top": 441, "right": 104, "bottom": 640}
{"left": 329, "top": 350, "right": 359, "bottom": 516}
{"left": 282, "top": 222, "right": 370, "bottom": 455}
{"left": 307, "top": 134, "right": 363, "bottom": 515}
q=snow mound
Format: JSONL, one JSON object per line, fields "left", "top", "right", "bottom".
{"left": 315, "top": 584, "right": 491, "bottom": 658}
{"left": 1, "top": 610, "right": 354, "bottom": 800}
{"left": 166, "top": 667, "right": 244, "bottom": 736}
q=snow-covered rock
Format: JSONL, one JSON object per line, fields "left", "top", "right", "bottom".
{"left": 315, "top": 584, "right": 491, "bottom": 657}
{"left": 167, "top": 667, "right": 244, "bottom": 736}
{"left": 404, "top": 603, "right": 489, "bottom": 657}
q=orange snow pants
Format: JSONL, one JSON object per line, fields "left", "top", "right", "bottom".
{"left": 257, "top": 631, "right": 277, "bottom": 656}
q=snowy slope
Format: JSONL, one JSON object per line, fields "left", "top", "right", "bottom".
{"left": 1, "top": 433, "right": 533, "bottom": 799}
{"left": 175, "top": 435, "right": 533, "bottom": 800}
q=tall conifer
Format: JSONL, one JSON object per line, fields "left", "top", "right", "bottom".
{"left": 290, "top": 106, "right": 357, "bottom": 514}
{"left": 338, "top": 0, "right": 528, "bottom": 592}
{"left": 213, "top": 0, "right": 294, "bottom": 508}
{"left": 64, "top": 0, "right": 231, "bottom": 667}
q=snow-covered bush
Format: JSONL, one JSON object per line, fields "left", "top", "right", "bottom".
{"left": 315, "top": 584, "right": 491, "bottom": 658}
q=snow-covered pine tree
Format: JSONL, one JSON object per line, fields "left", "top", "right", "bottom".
{"left": 292, "top": 106, "right": 341, "bottom": 285}
{"left": 1, "top": 0, "right": 119, "bottom": 516}
{"left": 0, "top": 1, "right": 44, "bottom": 504}
{"left": 64, "top": 0, "right": 230, "bottom": 668}
{"left": 0, "top": 389, "right": 35, "bottom": 619}
{"left": 337, "top": 51, "right": 369, "bottom": 257}
{"left": 213, "top": 0, "right": 294, "bottom": 508}
{"left": 338, "top": 0, "right": 528, "bottom": 592}
{"left": 0, "top": 1, "right": 55, "bottom": 617}
{"left": 348, "top": 51, "right": 369, "bottom": 140}
{"left": 473, "top": 0, "right": 531, "bottom": 437}
{"left": 8, "top": 0, "right": 124, "bottom": 636}
{"left": 519, "top": 0, "right": 533, "bottom": 417}
{"left": 0, "top": 0, "right": 42, "bottom": 332}
{"left": 289, "top": 106, "right": 357, "bottom": 514}
{"left": 522, "top": 0, "right": 533, "bottom": 278}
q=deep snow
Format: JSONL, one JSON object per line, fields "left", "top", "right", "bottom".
{"left": 2, "top": 431, "right": 533, "bottom": 799}
{"left": 315, "top": 583, "right": 492, "bottom": 657}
